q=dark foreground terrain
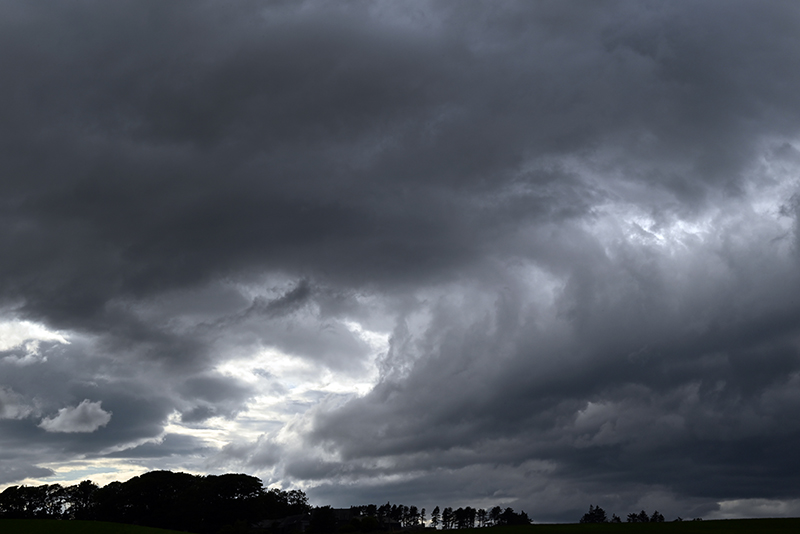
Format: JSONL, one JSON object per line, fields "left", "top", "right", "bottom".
{"left": 2, "top": 518, "right": 799, "bottom": 534}
{"left": 475, "top": 519, "right": 800, "bottom": 534}
{"left": 0, "top": 519, "right": 185, "bottom": 534}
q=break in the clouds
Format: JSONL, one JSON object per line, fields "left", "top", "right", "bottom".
{"left": 2, "top": 0, "right": 800, "bottom": 523}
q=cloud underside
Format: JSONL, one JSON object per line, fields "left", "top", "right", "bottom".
{"left": 39, "top": 400, "right": 112, "bottom": 433}
{"left": 1, "top": 0, "right": 800, "bottom": 522}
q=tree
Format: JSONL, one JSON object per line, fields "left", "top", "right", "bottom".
{"left": 441, "top": 507, "right": 454, "bottom": 529}
{"left": 401, "top": 505, "right": 411, "bottom": 527}
{"left": 0, "top": 486, "right": 27, "bottom": 518}
{"left": 517, "top": 511, "right": 531, "bottom": 525}
{"left": 65, "top": 480, "right": 98, "bottom": 520}
{"left": 378, "top": 502, "right": 390, "bottom": 525}
{"left": 431, "top": 506, "right": 440, "bottom": 529}
{"left": 580, "top": 504, "right": 608, "bottom": 524}
{"left": 489, "top": 506, "right": 502, "bottom": 526}
{"left": 498, "top": 507, "right": 529, "bottom": 525}
{"left": 476, "top": 508, "right": 487, "bottom": 527}
{"left": 93, "top": 481, "right": 126, "bottom": 523}
{"left": 286, "top": 489, "right": 310, "bottom": 513}
{"left": 405, "top": 505, "right": 415, "bottom": 527}
{"left": 651, "top": 510, "right": 665, "bottom": 523}
{"left": 0, "top": 470, "right": 312, "bottom": 534}
{"left": 466, "top": 507, "right": 476, "bottom": 528}
{"left": 453, "top": 508, "right": 466, "bottom": 529}
{"left": 38, "top": 484, "right": 67, "bottom": 518}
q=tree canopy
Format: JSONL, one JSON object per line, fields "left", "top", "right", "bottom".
{"left": 0, "top": 471, "right": 309, "bottom": 533}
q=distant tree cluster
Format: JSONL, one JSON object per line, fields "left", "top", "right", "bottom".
{"left": 0, "top": 471, "right": 309, "bottom": 534}
{"left": 333, "top": 502, "right": 530, "bottom": 532}
{"left": 626, "top": 510, "right": 665, "bottom": 523}
{"left": 430, "top": 504, "right": 530, "bottom": 528}
{"left": 579, "top": 505, "right": 613, "bottom": 523}
{"left": 580, "top": 505, "right": 671, "bottom": 524}
{"left": 347, "top": 502, "right": 425, "bottom": 529}
{"left": 308, "top": 502, "right": 423, "bottom": 533}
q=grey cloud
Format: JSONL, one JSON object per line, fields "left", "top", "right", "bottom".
{"left": 215, "top": 436, "right": 285, "bottom": 471}
{"left": 0, "top": 464, "right": 55, "bottom": 486}
{"left": 2, "top": 0, "right": 800, "bottom": 522}
{"left": 3, "top": 0, "right": 786, "bottom": 338}
{"left": 0, "top": 387, "right": 34, "bottom": 420}
{"left": 247, "top": 281, "right": 313, "bottom": 320}
{"left": 307, "top": 209, "right": 800, "bottom": 518}
{"left": 177, "top": 373, "right": 254, "bottom": 422}
{"left": 208, "top": 282, "right": 376, "bottom": 372}
{"left": 0, "top": 338, "right": 182, "bottom": 454}
{"left": 38, "top": 400, "right": 112, "bottom": 433}
{"left": 179, "top": 374, "right": 253, "bottom": 406}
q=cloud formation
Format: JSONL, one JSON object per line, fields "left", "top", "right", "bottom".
{"left": 0, "top": 0, "right": 800, "bottom": 522}
{"left": 0, "top": 387, "right": 33, "bottom": 420}
{"left": 39, "top": 400, "right": 112, "bottom": 434}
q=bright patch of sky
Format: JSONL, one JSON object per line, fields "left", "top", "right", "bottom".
{"left": 0, "top": 320, "right": 69, "bottom": 353}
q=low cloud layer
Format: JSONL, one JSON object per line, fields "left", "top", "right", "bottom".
{"left": 1, "top": 0, "right": 800, "bottom": 522}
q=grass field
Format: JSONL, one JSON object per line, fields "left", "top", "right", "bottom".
{"left": 465, "top": 519, "right": 800, "bottom": 534}
{"left": 0, "top": 519, "right": 186, "bottom": 534}
{"left": 2, "top": 518, "right": 800, "bottom": 534}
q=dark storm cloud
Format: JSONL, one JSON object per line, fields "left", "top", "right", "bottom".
{"left": 5, "top": 0, "right": 785, "bottom": 332}
{"left": 305, "top": 217, "right": 800, "bottom": 519}
{"left": 177, "top": 373, "right": 255, "bottom": 422}
{"left": 2, "top": 0, "right": 795, "bottom": 327}
{"left": 2, "top": 0, "right": 800, "bottom": 522}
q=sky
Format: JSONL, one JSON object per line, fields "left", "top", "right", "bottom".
{"left": 2, "top": 0, "right": 800, "bottom": 523}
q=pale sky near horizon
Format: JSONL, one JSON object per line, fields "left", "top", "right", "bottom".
{"left": 3, "top": 0, "right": 800, "bottom": 523}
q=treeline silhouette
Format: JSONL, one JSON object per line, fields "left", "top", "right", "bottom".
{"left": 428, "top": 505, "right": 530, "bottom": 529}
{"left": 0, "top": 471, "right": 309, "bottom": 533}
{"left": 0, "top": 470, "right": 536, "bottom": 533}
{"left": 580, "top": 504, "right": 702, "bottom": 523}
{"left": 336, "top": 503, "right": 530, "bottom": 531}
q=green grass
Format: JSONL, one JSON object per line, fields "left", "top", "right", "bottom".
{"left": 461, "top": 518, "right": 800, "bottom": 534}
{"left": 0, "top": 519, "right": 188, "bottom": 534}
